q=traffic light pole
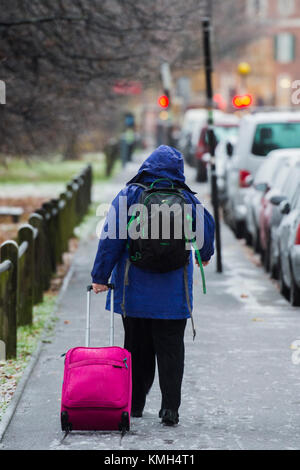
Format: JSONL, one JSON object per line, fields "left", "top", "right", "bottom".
{"left": 202, "top": 18, "right": 223, "bottom": 273}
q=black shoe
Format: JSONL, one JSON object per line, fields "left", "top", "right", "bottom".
{"left": 160, "top": 409, "right": 179, "bottom": 426}
{"left": 131, "top": 409, "right": 143, "bottom": 418}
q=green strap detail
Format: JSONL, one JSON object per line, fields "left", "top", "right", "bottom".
{"left": 127, "top": 213, "right": 136, "bottom": 229}
{"left": 150, "top": 178, "right": 174, "bottom": 189}
{"left": 186, "top": 213, "right": 206, "bottom": 294}
{"left": 193, "top": 244, "right": 207, "bottom": 295}
{"left": 130, "top": 251, "right": 142, "bottom": 262}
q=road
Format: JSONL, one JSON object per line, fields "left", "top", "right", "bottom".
{"left": 1, "top": 150, "right": 300, "bottom": 450}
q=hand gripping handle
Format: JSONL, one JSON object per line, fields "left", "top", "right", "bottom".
{"left": 86, "top": 284, "right": 115, "bottom": 347}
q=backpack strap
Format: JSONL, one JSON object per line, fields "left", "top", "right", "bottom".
{"left": 186, "top": 213, "right": 206, "bottom": 294}
{"left": 150, "top": 178, "right": 175, "bottom": 189}
{"left": 120, "top": 258, "right": 131, "bottom": 317}
{"left": 184, "top": 264, "right": 196, "bottom": 341}
{"left": 127, "top": 183, "right": 148, "bottom": 190}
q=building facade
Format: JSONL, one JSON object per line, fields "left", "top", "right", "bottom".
{"left": 215, "top": 0, "right": 300, "bottom": 109}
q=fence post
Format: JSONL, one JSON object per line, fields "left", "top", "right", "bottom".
{"left": 58, "top": 196, "right": 68, "bottom": 253}
{"left": 67, "top": 182, "right": 78, "bottom": 234}
{"left": 17, "top": 224, "right": 35, "bottom": 326}
{"left": 29, "top": 213, "right": 45, "bottom": 304}
{"left": 73, "top": 177, "right": 84, "bottom": 223}
{"left": 87, "top": 164, "right": 93, "bottom": 205}
{"left": 0, "top": 241, "right": 18, "bottom": 358}
{"left": 42, "top": 201, "right": 57, "bottom": 273}
{"left": 79, "top": 166, "right": 91, "bottom": 214}
{"left": 60, "top": 190, "right": 72, "bottom": 246}
{"left": 51, "top": 198, "right": 63, "bottom": 265}
{"left": 83, "top": 165, "right": 92, "bottom": 210}
{"left": 35, "top": 208, "right": 52, "bottom": 289}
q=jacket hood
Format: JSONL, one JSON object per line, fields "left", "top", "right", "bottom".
{"left": 126, "top": 145, "right": 195, "bottom": 192}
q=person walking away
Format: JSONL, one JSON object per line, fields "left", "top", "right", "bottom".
{"left": 91, "top": 145, "right": 215, "bottom": 426}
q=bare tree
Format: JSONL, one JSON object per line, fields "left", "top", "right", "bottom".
{"left": 0, "top": 0, "right": 258, "bottom": 159}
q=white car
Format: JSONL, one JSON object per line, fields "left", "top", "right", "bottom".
{"left": 225, "top": 111, "right": 300, "bottom": 238}
{"left": 178, "top": 109, "right": 208, "bottom": 166}
{"left": 215, "top": 136, "right": 237, "bottom": 204}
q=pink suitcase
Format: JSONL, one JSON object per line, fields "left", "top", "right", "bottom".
{"left": 60, "top": 284, "right": 132, "bottom": 436}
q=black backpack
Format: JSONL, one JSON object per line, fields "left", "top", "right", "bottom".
{"left": 127, "top": 178, "right": 191, "bottom": 273}
{"left": 122, "top": 178, "right": 206, "bottom": 338}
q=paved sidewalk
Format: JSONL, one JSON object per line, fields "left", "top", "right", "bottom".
{"left": 1, "top": 152, "right": 300, "bottom": 450}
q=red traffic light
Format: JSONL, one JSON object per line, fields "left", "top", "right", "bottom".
{"left": 158, "top": 95, "right": 169, "bottom": 108}
{"left": 232, "top": 94, "right": 253, "bottom": 109}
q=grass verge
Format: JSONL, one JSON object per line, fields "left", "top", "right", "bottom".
{"left": 0, "top": 205, "right": 100, "bottom": 421}
{"left": 0, "top": 152, "right": 110, "bottom": 184}
{"left": 0, "top": 295, "right": 57, "bottom": 420}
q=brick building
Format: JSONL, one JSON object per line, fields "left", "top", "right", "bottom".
{"left": 214, "top": 0, "right": 300, "bottom": 109}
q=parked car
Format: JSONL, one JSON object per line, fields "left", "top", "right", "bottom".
{"left": 194, "top": 115, "right": 239, "bottom": 182}
{"left": 207, "top": 135, "right": 237, "bottom": 205}
{"left": 178, "top": 109, "right": 208, "bottom": 167}
{"left": 277, "top": 166, "right": 300, "bottom": 306}
{"left": 244, "top": 150, "right": 299, "bottom": 251}
{"left": 264, "top": 154, "right": 300, "bottom": 276}
{"left": 224, "top": 111, "right": 300, "bottom": 238}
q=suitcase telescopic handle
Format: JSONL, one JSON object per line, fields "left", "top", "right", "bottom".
{"left": 86, "top": 284, "right": 115, "bottom": 347}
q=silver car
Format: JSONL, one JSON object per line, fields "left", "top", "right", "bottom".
{"left": 244, "top": 150, "right": 293, "bottom": 251}
{"left": 268, "top": 154, "right": 300, "bottom": 277}
{"left": 277, "top": 164, "right": 300, "bottom": 306}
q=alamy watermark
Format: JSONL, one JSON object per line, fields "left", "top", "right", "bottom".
{"left": 0, "top": 80, "right": 6, "bottom": 104}
{"left": 95, "top": 197, "right": 205, "bottom": 250}
{"left": 0, "top": 340, "right": 6, "bottom": 361}
{"left": 291, "top": 339, "right": 300, "bottom": 365}
{"left": 292, "top": 81, "right": 300, "bottom": 105}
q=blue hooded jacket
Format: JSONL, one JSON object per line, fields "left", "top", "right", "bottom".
{"left": 91, "top": 146, "right": 215, "bottom": 320}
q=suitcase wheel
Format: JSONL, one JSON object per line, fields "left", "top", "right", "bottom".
{"left": 119, "top": 412, "right": 130, "bottom": 435}
{"left": 61, "top": 411, "right": 72, "bottom": 433}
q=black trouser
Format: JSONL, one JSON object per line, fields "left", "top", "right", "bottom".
{"left": 122, "top": 317, "right": 187, "bottom": 413}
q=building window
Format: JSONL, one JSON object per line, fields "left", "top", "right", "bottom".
{"left": 247, "top": 0, "right": 268, "bottom": 17}
{"left": 277, "top": 0, "right": 295, "bottom": 16}
{"left": 275, "top": 33, "right": 296, "bottom": 63}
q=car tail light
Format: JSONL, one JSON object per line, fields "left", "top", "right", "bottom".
{"left": 239, "top": 170, "right": 251, "bottom": 188}
{"left": 295, "top": 223, "right": 300, "bottom": 245}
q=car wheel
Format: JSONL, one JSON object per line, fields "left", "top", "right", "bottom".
{"left": 263, "top": 236, "right": 271, "bottom": 273}
{"left": 290, "top": 277, "right": 300, "bottom": 307}
{"left": 269, "top": 241, "right": 278, "bottom": 279}
{"left": 222, "top": 206, "right": 230, "bottom": 226}
{"left": 253, "top": 228, "right": 261, "bottom": 254}
{"left": 196, "top": 160, "right": 207, "bottom": 183}
{"left": 270, "top": 259, "right": 278, "bottom": 280}
{"left": 245, "top": 229, "right": 252, "bottom": 246}
{"left": 235, "top": 221, "right": 245, "bottom": 239}
{"left": 279, "top": 259, "right": 289, "bottom": 299}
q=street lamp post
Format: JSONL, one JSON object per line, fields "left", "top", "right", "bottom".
{"left": 202, "top": 17, "right": 223, "bottom": 273}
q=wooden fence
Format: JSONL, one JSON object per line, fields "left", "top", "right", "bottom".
{"left": 0, "top": 164, "right": 92, "bottom": 359}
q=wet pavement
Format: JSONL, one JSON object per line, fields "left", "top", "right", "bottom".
{"left": 1, "top": 151, "right": 300, "bottom": 450}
